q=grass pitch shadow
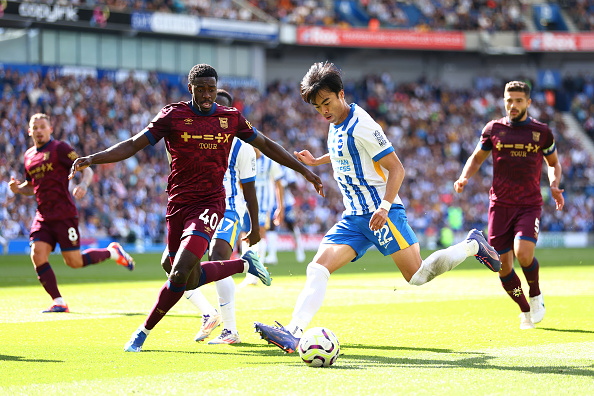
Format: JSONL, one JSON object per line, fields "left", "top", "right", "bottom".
{"left": 0, "top": 354, "right": 63, "bottom": 363}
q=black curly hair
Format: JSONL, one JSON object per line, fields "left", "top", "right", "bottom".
{"left": 188, "top": 64, "right": 218, "bottom": 85}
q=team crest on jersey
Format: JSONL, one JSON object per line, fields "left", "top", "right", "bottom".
{"left": 373, "top": 130, "right": 388, "bottom": 147}
{"left": 219, "top": 118, "right": 228, "bottom": 129}
{"left": 184, "top": 118, "right": 193, "bottom": 125}
{"left": 532, "top": 131, "right": 540, "bottom": 142}
{"left": 44, "top": 152, "right": 51, "bottom": 161}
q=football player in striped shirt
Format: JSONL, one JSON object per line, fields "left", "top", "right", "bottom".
{"left": 254, "top": 61, "right": 501, "bottom": 353}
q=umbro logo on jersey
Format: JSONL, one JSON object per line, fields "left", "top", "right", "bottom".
{"left": 184, "top": 118, "right": 193, "bottom": 125}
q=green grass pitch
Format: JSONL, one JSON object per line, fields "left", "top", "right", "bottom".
{"left": 1, "top": 248, "right": 593, "bottom": 395}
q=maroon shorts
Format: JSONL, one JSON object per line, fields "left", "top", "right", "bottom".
{"left": 488, "top": 203, "right": 542, "bottom": 254}
{"left": 30, "top": 217, "right": 81, "bottom": 252}
{"left": 166, "top": 201, "right": 224, "bottom": 256}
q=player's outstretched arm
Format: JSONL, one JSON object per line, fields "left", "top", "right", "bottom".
{"left": 294, "top": 150, "right": 331, "bottom": 166}
{"left": 454, "top": 143, "right": 490, "bottom": 193}
{"left": 69, "top": 131, "right": 150, "bottom": 179}
{"left": 250, "top": 132, "right": 324, "bottom": 197}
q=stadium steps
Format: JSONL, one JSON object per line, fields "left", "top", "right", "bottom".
{"left": 561, "top": 112, "right": 594, "bottom": 158}
{"left": 558, "top": 9, "right": 579, "bottom": 32}
{"left": 232, "top": 0, "right": 277, "bottom": 23}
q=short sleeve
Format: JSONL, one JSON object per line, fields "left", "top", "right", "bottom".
{"left": 235, "top": 112, "right": 257, "bottom": 143}
{"left": 356, "top": 124, "right": 395, "bottom": 162}
{"left": 542, "top": 126, "right": 556, "bottom": 156}
{"left": 270, "top": 161, "right": 284, "bottom": 182}
{"left": 237, "top": 142, "right": 257, "bottom": 183}
{"left": 57, "top": 141, "right": 79, "bottom": 168}
{"left": 480, "top": 122, "right": 494, "bottom": 151}
{"left": 143, "top": 105, "right": 173, "bottom": 146}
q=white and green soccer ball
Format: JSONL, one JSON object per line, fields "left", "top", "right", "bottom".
{"left": 298, "top": 327, "right": 340, "bottom": 367}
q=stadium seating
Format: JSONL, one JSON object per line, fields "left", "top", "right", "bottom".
{"left": 1, "top": 69, "right": 592, "bottom": 245}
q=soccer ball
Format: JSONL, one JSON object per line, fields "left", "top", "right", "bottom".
{"left": 298, "top": 327, "right": 340, "bottom": 367}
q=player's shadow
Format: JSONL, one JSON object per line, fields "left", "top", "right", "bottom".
{"left": 539, "top": 327, "right": 594, "bottom": 334}
{"left": 325, "top": 345, "right": 594, "bottom": 377}
{"left": 0, "top": 354, "right": 63, "bottom": 363}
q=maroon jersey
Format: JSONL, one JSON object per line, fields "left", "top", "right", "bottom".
{"left": 143, "top": 101, "right": 257, "bottom": 215}
{"left": 480, "top": 116, "right": 556, "bottom": 207}
{"left": 24, "top": 139, "right": 79, "bottom": 221}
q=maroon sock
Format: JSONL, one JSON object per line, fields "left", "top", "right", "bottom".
{"left": 35, "top": 262, "right": 61, "bottom": 300}
{"left": 197, "top": 258, "right": 245, "bottom": 287}
{"left": 143, "top": 280, "right": 186, "bottom": 330}
{"left": 521, "top": 258, "right": 541, "bottom": 297}
{"left": 500, "top": 269, "right": 530, "bottom": 312}
{"left": 81, "top": 248, "right": 111, "bottom": 266}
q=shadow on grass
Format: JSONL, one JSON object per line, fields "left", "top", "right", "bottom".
{"left": 214, "top": 343, "right": 594, "bottom": 377}
{"left": 0, "top": 354, "right": 63, "bottom": 363}
{"left": 539, "top": 327, "right": 594, "bottom": 334}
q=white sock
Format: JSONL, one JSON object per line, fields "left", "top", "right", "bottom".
{"left": 107, "top": 246, "right": 119, "bottom": 260}
{"left": 258, "top": 239, "right": 267, "bottom": 261}
{"left": 294, "top": 227, "right": 304, "bottom": 254}
{"left": 287, "top": 262, "right": 330, "bottom": 338}
{"left": 184, "top": 288, "right": 217, "bottom": 315}
{"left": 409, "top": 240, "right": 471, "bottom": 286}
{"left": 215, "top": 276, "right": 237, "bottom": 333}
{"left": 54, "top": 297, "right": 66, "bottom": 306}
{"left": 267, "top": 231, "right": 278, "bottom": 259}
{"left": 139, "top": 324, "right": 150, "bottom": 335}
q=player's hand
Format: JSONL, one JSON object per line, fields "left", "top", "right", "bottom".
{"left": 369, "top": 208, "right": 389, "bottom": 232}
{"left": 551, "top": 185, "right": 565, "bottom": 211}
{"left": 273, "top": 207, "right": 284, "bottom": 226}
{"left": 69, "top": 157, "right": 93, "bottom": 180}
{"left": 8, "top": 176, "right": 20, "bottom": 194}
{"left": 72, "top": 184, "right": 88, "bottom": 200}
{"left": 242, "top": 229, "right": 261, "bottom": 246}
{"left": 303, "top": 169, "right": 324, "bottom": 197}
{"left": 294, "top": 150, "right": 317, "bottom": 166}
{"left": 454, "top": 178, "right": 468, "bottom": 193}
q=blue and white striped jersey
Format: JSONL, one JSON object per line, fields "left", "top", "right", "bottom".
{"left": 328, "top": 103, "right": 401, "bottom": 216}
{"left": 223, "top": 138, "right": 257, "bottom": 218}
{"left": 255, "top": 154, "right": 284, "bottom": 214}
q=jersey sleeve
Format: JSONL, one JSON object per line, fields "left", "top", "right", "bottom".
{"left": 237, "top": 142, "right": 257, "bottom": 183}
{"left": 480, "top": 122, "right": 494, "bottom": 151}
{"left": 142, "top": 105, "right": 174, "bottom": 146}
{"left": 356, "top": 123, "right": 395, "bottom": 162}
{"left": 57, "top": 141, "right": 79, "bottom": 168}
{"left": 542, "top": 125, "right": 556, "bottom": 156}
{"left": 235, "top": 111, "right": 257, "bottom": 143}
{"left": 270, "top": 161, "right": 284, "bottom": 182}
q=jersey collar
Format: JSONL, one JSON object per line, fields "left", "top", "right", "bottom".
{"left": 188, "top": 100, "right": 217, "bottom": 116}
{"left": 35, "top": 138, "right": 53, "bottom": 152}
{"left": 508, "top": 116, "right": 532, "bottom": 126}
{"left": 334, "top": 103, "right": 355, "bottom": 129}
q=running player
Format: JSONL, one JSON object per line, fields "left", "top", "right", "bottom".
{"left": 70, "top": 64, "right": 323, "bottom": 352}
{"left": 9, "top": 113, "right": 134, "bottom": 314}
{"left": 162, "top": 89, "right": 260, "bottom": 344}
{"left": 454, "top": 80, "right": 564, "bottom": 329}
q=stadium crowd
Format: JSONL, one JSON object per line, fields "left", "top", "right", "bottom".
{"left": 69, "top": 0, "right": 537, "bottom": 31}
{"left": 1, "top": 67, "right": 593, "bottom": 247}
